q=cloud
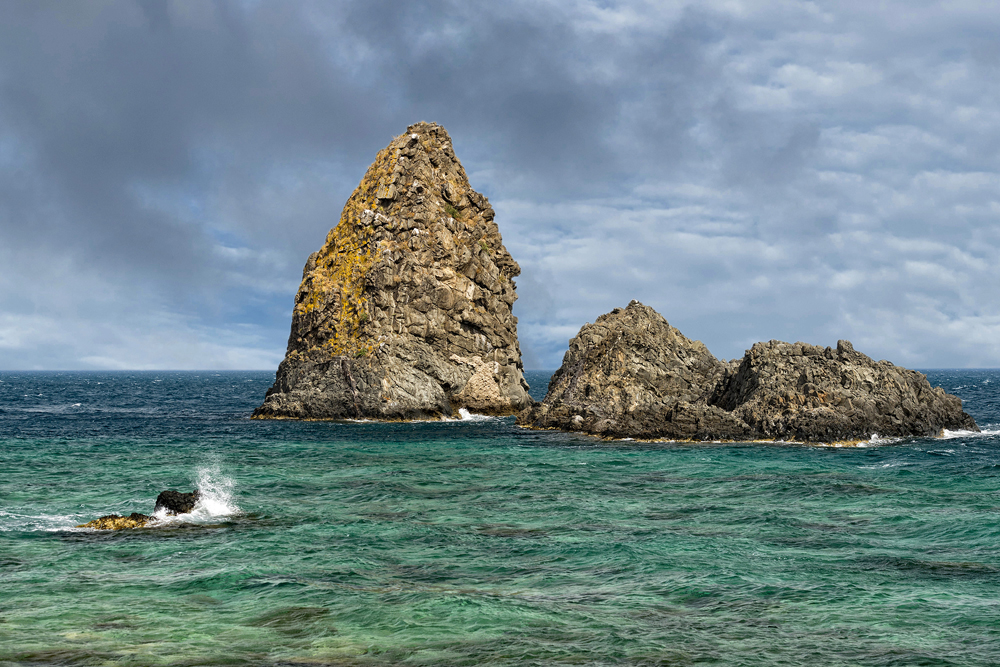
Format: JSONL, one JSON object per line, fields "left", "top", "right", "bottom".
{"left": 0, "top": 0, "right": 998, "bottom": 370}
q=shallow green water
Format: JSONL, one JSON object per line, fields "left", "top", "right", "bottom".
{"left": 1, "top": 370, "right": 999, "bottom": 666}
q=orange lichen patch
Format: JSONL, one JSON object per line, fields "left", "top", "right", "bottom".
{"left": 291, "top": 142, "right": 403, "bottom": 358}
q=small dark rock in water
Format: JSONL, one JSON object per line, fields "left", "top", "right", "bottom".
{"left": 79, "top": 489, "right": 202, "bottom": 530}
{"left": 518, "top": 300, "right": 978, "bottom": 442}
{"left": 154, "top": 490, "right": 201, "bottom": 515}
{"left": 78, "top": 513, "right": 150, "bottom": 530}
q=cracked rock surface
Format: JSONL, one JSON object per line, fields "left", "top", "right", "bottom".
{"left": 255, "top": 122, "right": 532, "bottom": 420}
{"left": 518, "top": 300, "right": 977, "bottom": 441}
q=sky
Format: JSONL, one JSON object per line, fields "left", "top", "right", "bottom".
{"left": 1, "top": 0, "right": 999, "bottom": 371}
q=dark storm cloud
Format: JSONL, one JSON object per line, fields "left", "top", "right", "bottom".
{"left": 0, "top": 1, "right": 383, "bottom": 273}
{"left": 0, "top": 0, "right": 998, "bottom": 369}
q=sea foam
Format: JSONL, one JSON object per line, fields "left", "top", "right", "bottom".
{"left": 153, "top": 465, "right": 240, "bottom": 524}
{"left": 441, "top": 408, "right": 496, "bottom": 422}
{"left": 942, "top": 428, "right": 1000, "bottom": 439}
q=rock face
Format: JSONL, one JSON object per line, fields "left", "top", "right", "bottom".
{"left": 154, "top": 490, "right": 200, "bottom": 515}
{"left": 255, "top": 122, "right": 532, "bottom": 420}
{"left": 709, "top": 339, "right": 978, "bottom": 441}
{"left": 518, "top": 300, "right": 978, "bottom": 442}
{"left": 516, "top": 301, "right": 751, "bottom": 440}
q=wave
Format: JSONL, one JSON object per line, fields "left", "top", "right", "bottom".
{"left": 1, "top": 465, "right": 242, "bottom": 532}
{"left": 152, "top": 465, "right": 240, "bottom": 525}
{"left": 941, "top": 428, "right": 1000, "bottom": 439}
{"left": 441, "top": 408, "right": 497, "bottom": 423}
{"left": 0, "top": 509, "right": 92, "bottom": 532}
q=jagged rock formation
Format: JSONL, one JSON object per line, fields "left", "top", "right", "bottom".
{"left": 518, "top": 300, "right": 978, "bottom": 442}
{"left": 709, "top": 339, "right": 978, "bottom": 440}
{"left": 516, "top": 301, "right": 751, "bottom": 440}
{"left": 254, "top": 122, "right": 532, "bottom": 420}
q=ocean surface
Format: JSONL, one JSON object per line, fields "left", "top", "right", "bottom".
{"left": 1, "top": 369, "right": 999, "bottom": 666}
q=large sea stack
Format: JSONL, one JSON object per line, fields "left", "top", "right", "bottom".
{"left": 255, "top": 122, "right": 532, "bottom": 420}
{"left": 518, "top": 300, "right": 978, "bottom": 442}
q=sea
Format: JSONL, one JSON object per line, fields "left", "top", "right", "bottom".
{"left": 1, "top": 369, "right": 999, "bottom": 666}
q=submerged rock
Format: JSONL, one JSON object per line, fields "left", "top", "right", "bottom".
{"left": 255, "top": 122, "right": 532, "bottom": 420}
{"left": 154, "top": 489, "right": 200, "bottom": 515}
{"left": 78, "top": 513, "right": 151, "bottom": 530}
{"left": 518, "top": 300, "right": 978, "bottom": 442}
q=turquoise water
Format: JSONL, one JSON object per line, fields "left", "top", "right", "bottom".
{"left": 1, "top": 370, "right": 999, "bottom": 666}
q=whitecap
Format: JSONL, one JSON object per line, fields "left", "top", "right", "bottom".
{"left": 0, "top": 509, "right": 90, "bottom": 532}
{"left": 864, "top": 433, "right": 901, "bottom": 446}
{"left": 859, "top": 461, "right": 912, "bottom": 469}
{"left": 153, "top": 465, "right": 240, "bottom": 525}
{"left": 441, "top": 408, "right": 496, "bottom": 422}
{"left": 458, "top": 408, "right": 494, "bottom": 422}
{"left": 941, "top": 428, "right": 1000, "bottom": 439}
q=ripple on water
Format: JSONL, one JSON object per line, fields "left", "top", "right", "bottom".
{"left": 1, "top": 370, "right": 1000, "bottom": 665}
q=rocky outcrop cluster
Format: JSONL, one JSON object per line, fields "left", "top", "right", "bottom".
{"left": 255, "top": 122, "right": 531, "bottom": 420}
{"left": 77, "top": 489, "right": 201, "bottom": 530}
{"left": 517, "top": 301, "right": 978, "bottom": 442}
{"left": 252, "top": 122, "right": 976, "bottom": 439}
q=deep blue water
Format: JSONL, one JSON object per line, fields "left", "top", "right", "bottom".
{"left": 1, "top": 369, "right": 999, "bottom": 666}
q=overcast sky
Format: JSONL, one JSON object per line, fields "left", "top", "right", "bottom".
{"left": 1, "top": 0, "right": 998, "bottom": 371}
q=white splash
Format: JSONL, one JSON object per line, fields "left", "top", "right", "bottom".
{"left": 941, "top": 428, "right": 1000, "bottom": 439}
{"left": 153, "top": 465, "right": 240, "bottom": 525}
{"left": 441, "top": 408, "right": 495, "bottom": 422}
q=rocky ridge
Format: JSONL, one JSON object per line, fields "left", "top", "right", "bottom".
{"left": 517, "top": 301, "right": 978, "bottom": 442}
{"left": 254, "top": 122, "right": 532, "bottom": 420}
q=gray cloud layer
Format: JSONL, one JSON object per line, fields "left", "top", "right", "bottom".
{"left": 1, "top": 0, "right": 998, "bottom": 370}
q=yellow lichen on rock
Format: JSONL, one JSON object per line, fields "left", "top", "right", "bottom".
{"left": 78, "top": 513, "right": 151, "bottom": 530}
{"left": 291, "top": 143, "right": 401, "bottom": 358}
{"left": 255, "top": 122, "right": 533, "bottom": 420}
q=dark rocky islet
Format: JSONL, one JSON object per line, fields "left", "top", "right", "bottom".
{"left": 77, "top": 489, "right": 201, "bottom": 530}
{"left": 517, "top": 300, "right": 978, "bottom": 442}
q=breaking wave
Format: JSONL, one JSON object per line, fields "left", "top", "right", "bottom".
{"left": 441, "top": 408, "right": 497, "bottom": 422}
{"left": 942, "top": 428, "right": 1000, "bottom": 439}
{"left": 153, "top": 465, "right": 240, "bottom": 525}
